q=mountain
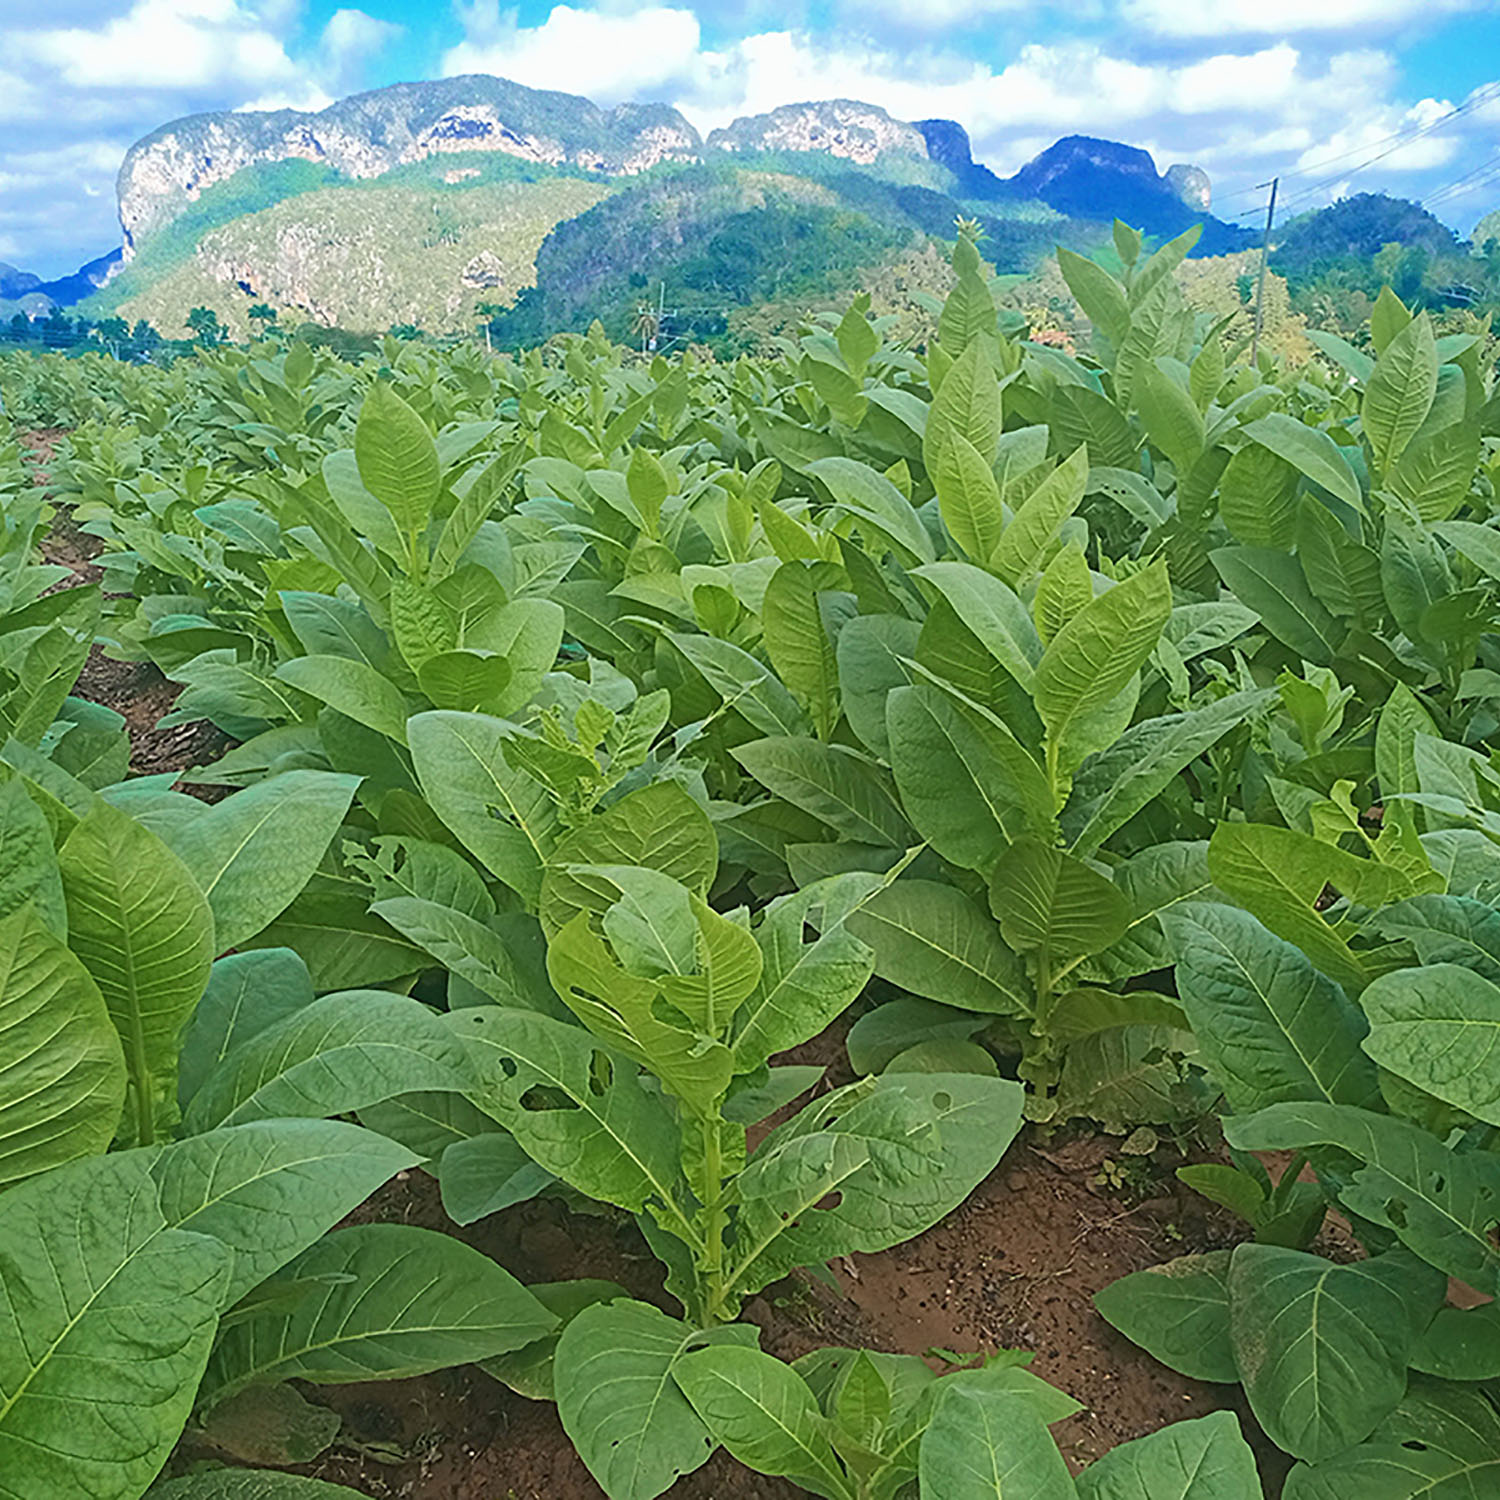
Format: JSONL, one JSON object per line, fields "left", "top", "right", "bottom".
{"left": 1, "top": 250, "right": 124, "bottom": 320}
{"left": 73, "top": 76, "right": 1251, "bottom": 341}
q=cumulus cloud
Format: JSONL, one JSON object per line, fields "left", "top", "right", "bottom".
{"left": 1120, "top": 0, "right": 1484, "bottom": 38}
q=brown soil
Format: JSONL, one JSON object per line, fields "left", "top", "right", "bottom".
{"left": 17, "top": 427, "right": 1292, "bottom": 1499}
{"left": 20, "top": 429, "right": 228, "bottom": 779}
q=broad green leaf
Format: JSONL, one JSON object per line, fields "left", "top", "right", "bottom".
{"left": 60, "top": 800, "right": 215, "bottom": 1127}
{"left": 1033, "top": 545, "right": 1094, "bottom": 646}
{"left": 1058, "top": 247, "right": 1131, "bottom": 345}
{"left": 1374, "top": 894, "right": 1500, "bottom": 982}
{"left": 915, "top": 561, "right": 1042, "bottom": 694}
{"left": 439, "top": 1131, "right": 553, "bottom": 1224}
{"left": 200, "top": 1223, "right": 554, "bottom": 1407}
{"left": 167, "top": 771, "right": 359, "bottom": 953}
{"left": 539, "top": 780, "right": 718, "bottom": 937}
{"left": 888, "top": 684, "right": 1052, "bottom": 863}
{"left": 925, "top": 340, "right": 1001, "bottom": 491}
{"left": 1219, "top": 443, "right": 1299, "bottom": 548}
{"left": 919, "top": 1387, "right": 1076, "bottom": 1500}
{"left": 1361, "top": 963, "right": 1500, "bottom": 1125}
{"left": 354, "top": 382, "right": 442, "bottom": 539}
{"left": 1282, "top": 1378, "right": 1500, "bottom": 1500}
{"left": 0, "top": 1152, "right": 231, "bottom": 1500}
{"left": 1138, "top": 364, "right": 1203, "bottom": 477}
{"left": 1076, "top": 1410, "right": 1262, "bottom": 1500}
{"left": 1160, "top": 903, "right": 1380, "bottom": 1112}
{"left": 182, "top": 989, "right": 475, "bottom": 1132}
{"left": 0, "top": 776, "right": 65, "bottom": 933}
{"left": 762, "top": 561, "right": 842, "bottom": 739}
{"left": 1211, "top": 547, "right": 1343, "bottom": 664}
{"left": 991, "top": 445, "right": 1089, "bottom": 587}
{"left": 555, "top": 1300, "right": 757, "bottom": 1500}
{"left": 1094, "top": 1251, "right": 1237, "bottom": 1383}
{"left": 1240, "top": 413, "right": 1364, "bottom": 514}
{"left": 735, "top": 736, "right": 908, "bottom": 847}
{"left": 1207, "top": 821, "right": 1405, "bottom": 992}
{"left": 416, "top": 648, "right": 511, "bottom": 712}
{"left": 989, "top": 838, "right": 1129, "bottom": 960}
{"left": 1362, "top": 315, "right": 1438, "bottom": 480}
{"left": 675, "top": 1345, "right": 854, "bottom": 1499}
{"left": 1370, "top": 284, "right": 1412, "bottom": 355}
{"left": 733, "top": 873, "right": 881, "bottom": 1073}
{"left": 177, "top": 949, "right": 315, "bottom": 1108}
{"left": 837, "top": 614, "right": 920, "bottom": 758}
{"left": 1410, "top": 1301, "right": 1500, "bottom": 1380}
{"left": 1034, "top": 563, "right": 1171, "bottom": 776}
{"left": 408, "top": 711, "right": 557, "bottom": 905}
{"left": 454, "top": 1007, "right": 690, "bottom": 1225}
{"left": 810, "top": 456, "right": 934, "bottom": 566}
{"left": 845, "top": 879, "right": 1031, "bottom": 1017}
{"left": 0, "top": 905, "right": 124, "bottom": 1187}
{"left": 150, "top": 1118, "right": 417, "bottom": 1304}
{"left": 1224, "top": 1102, "right": 1500, "bottom": 1295}
{"left": 1389, "top": 419, "right": 1479, "bottom": 522}
{"left": 1063, "top": 689, "right": 1275, "bottom": 857}
{"left": 671, "top": 632, "right": 811, "bottom": 739}
{"left": 937, "top": 432, "right": 1006, "bottom": 566}
{"left": 1230, "top": 1244, "right": 1437, "bottom": 1463}
{"left": 731, "top": 1072, "right": 1023, "bottom": 1296}
{"left": 148, "top": 1475, "right": 372, "bottom": 1499}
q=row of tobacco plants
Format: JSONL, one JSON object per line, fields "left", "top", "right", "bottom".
{"left": 0, "top": 222, "right": 1498, "bottom": 1500}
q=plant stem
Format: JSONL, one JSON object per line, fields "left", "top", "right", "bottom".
{"left": 698, "top": 1113, "right": 727, "bottom": 1322}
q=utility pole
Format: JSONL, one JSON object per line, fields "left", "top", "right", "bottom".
{"left": 1250, "top": 176, "right": 1279, "bottom": 368}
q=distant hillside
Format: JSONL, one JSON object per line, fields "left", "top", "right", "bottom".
{"left": 75, "top": 74, "right": 1252, "bottom": 339}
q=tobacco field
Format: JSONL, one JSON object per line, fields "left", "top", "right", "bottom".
{"left": 1, "top": 222, "right": 1498, "bottom": 1500}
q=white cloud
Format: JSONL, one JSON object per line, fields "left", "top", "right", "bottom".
{"left": 856, "top": 0, "right": 1030, "bottom": 28}
{"left": 321, "top": 8, "right": 403, "bottom": 86}
{"left": 1121, "top": 0, "right": 1482, "bottom": 38}
{"left": 444, "top": 5, "right": 705, "bottom": 103}
{"left": 18, "top": 0, "right": 302, "bottom": 92}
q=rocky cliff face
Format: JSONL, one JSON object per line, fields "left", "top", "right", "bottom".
{"left": 117, "top": 75, "right": 701, "bottom": 257}
{"left": 706, "top": 101, "right": 930, "bottom": 166}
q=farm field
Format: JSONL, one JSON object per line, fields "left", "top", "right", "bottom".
{"left": 1, "top": 222, "right": 1498, "bottom": 1500}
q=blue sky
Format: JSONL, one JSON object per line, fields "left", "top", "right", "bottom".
{"left": 3, "top": 0, "right": 1499, "bottom": 277}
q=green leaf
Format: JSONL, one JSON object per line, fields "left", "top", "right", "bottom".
{"left": 539, "top": 780, "right": 717, "bottom": 937}
{"left": 0, "top": 905, "right": 124, "bottom": 1187}
{"left": 177, "top": 949, "right": 315, "bottom": 1109}
{"left": 1063, "top": 690, "right": 1275, "bottom": 858}
{"left": 1230, "top": 1244, "right": 1436, "bottom": 1463}
{"left": 991, "top": 445, "right": 1089, "bottom": 587}
{"left": 555, "top": 1300, "right": 757, "bottom": 1500}
{"left": 272, "top": 655, "right": 408, "bottom": 742}
{"left": 845, "top": 879, "right": 1031, "bottom": 1017}
{"left": 1033, "top": 546, "right": 1095, "bottom": 646}
{"left": 355, "top": 381, "right": 442, "bottom": 540}
{"left": 1240, "top": 414, "right": 1364, "bottom": 515}
{"left": 1362, "top": 315, "right": 1438, "bottom": 481}
{"left": 675, "top": 1344, "right": 855, "bottom": 1500}
{"left": 0, "top": 776, "right": 65, "bottom": 934}
{"left": 0, "top": 1152, "right": 231, "bottom": 1500}
{"left": 810, "top": 456, "right": 934, "bottom": 566}
{"left": 888, "top": 684, "right": 1052, "bottom": 863}
{"left": 182, "top": 989, "right": 475, "bottom": 1131}
{"left": 455, "top": 1007, "right": 690, "bottom": 1223}
{"left": 1138, "top": 364, "right": 1204, "bottom": 477}
{"left": 408, "top": 711, "right": 557, "bottom": 906}
{"left": 149, "top": 1474, "right": 372, "bottom": 1499}
{"left": 1374, "top": 894, "right": 1500, "bottom": 983}
{"left": 762, "top": 561, "right": 842, "bottom": 739}
{"left": 60, "top": 800, "right": 215, "bottom": 1130}
{"left": 915, "top": 561, "right": 1043, "bottom": 693}
{"left": 918, "top": 1387, "right": 1076, "bottom": 1499}
{"left": 1211, "top": 547, "right": 1343, "bottom": 664}
{"left": 925, "top": 340, "right": 1002, "bottom": 493}
{"left": 1389, "top": 419, "right": 1479, "bottom": 522}
{"left": 672, "top": 632, "right": 812, "bottom": 739}
{"left": 1370, "top": 284, "right": 1412, "bottom": 356}
{"left": 1282, "top": 1378, "right": 1500, "bottom": 1500}
{"left": 1224, "top": 1102, "right": 1500, "bottom": 1295}
{"left": 1094, "top": 1251, "right": 1237, "bottom": 1383}
{"left": 837, "top": 614, "right": 920, "bottom": 758}
{"left": 1361, "top": 963, "right": 1500, "bottom": 1125}
{"left": 1058, "top": 247, "right": 1131, "bottom": 345}
{"left": 989, "top": 838, "right": 1129, "bottom": 960}
{"left": 1410, "top": 1301, "right": 1500, "bottom": 1380}
{"left": 167, "top": 772, "right": 359, "bottom": 953}
{"left": 1160, "top": 903, "right": 1380, "bottom": 1113}
{"left": 1034, "top": 562, "right": 1171, "bottom": 776}
{"left": 1220, "top": 443, "right": 1299, "bottom": 549}
{"left": 935, "top": 432, "right": 1005, "bottom": 566}
{"left": 731, "top": 1072, "right": 1023, "bottom": 1297}
{"left": 150, "top": 1118, "right": 417, "bottom": 1305}
{"left": 439, "top": 1131, "right": 553, "bottom": 1224}
{"left": 200, "top": 1223, "right": 554, "bottom": 1407}
{"left": 1076, "top": 1410, "right": 1263, "bottom": 1500}
{"left": 735, "top": 736, "right": 908, "bottom": 847}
